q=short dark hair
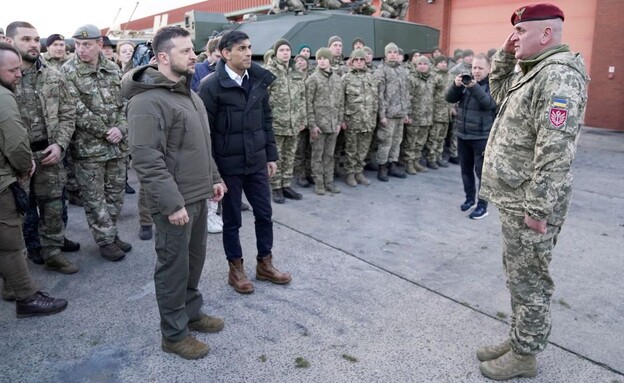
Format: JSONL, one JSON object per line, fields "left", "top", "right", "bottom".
{"left": 218, "top": 30, "right": 249, "bottom": 52}
{"left": 152, "top": 26, "right": 190, "bottom": 55}
{"left": 6, "top": 21, "right": 36, "bottom": 38}
{"left": 207, "top": 36, "right": 221, "bottom": 54}
{"left": 0, "top": 41, "right": 20, "bottom": 61}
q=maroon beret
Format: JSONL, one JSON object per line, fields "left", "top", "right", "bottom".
{"left": 511, "top": 3, "right": 565, "bottom": 25}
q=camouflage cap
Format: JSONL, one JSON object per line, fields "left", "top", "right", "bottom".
{"left": 384, "top": 43, "right": 399, "bottom": 55}
{"left": 415, "top": 56, "right": 431, "bottom": 65}
{"left": 72, "top": 24, "right": 101, "bottom": 40}
{"left": 350, "top": 48, "right": 366, "bottom": 59}
{"left": 362, "top": 46, "right": 373, "bottom": 55}
{"left": 315, "top": 47, "right": 332, "bottom": 61}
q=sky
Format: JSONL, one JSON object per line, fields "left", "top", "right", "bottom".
{"left": 1, "top": 0, "right": 201, "bottom": 38}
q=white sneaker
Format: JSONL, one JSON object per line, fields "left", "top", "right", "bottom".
{"left": 207, "top": 201, "right": 223, "bottom": 233}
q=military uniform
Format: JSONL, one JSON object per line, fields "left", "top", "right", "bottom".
{"left": 380, "top": 0, "right": 409, "bottom": 20}
{"left": 321, "top": 0, "right": 343, "bottom": 9}
{"left": 402, "top": 61, "right": 433, "bottom": 167}
{"left": 15, "top": 58, "right": 76, "bottom": 267}
{"left": 61, "top": 51, "right": 129, "bottom": 248}
{"left": 265, "top": 53, "right": 307, "bottom": 192}
{"left": 480, "top": 45, "right": 588, "bottom": 355}
{"left": 342, "top": 58, "right": 378, "bottom": 180}
{"left": 271, "top": 0, "right": 306, "bottom": 13}
{"left": 429, "top": 65, "right": 452, "bottom": 163}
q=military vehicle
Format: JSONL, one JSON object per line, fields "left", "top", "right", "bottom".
{"left": 184, "top": 8, "right": 439, "bottom": 58}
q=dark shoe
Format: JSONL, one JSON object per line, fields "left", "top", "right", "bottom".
{"left": 125, "top": 182, "right": 136, "bottom": 194}
{"left": 16, "top": 291, "right": 68, "bottom": 318}
{"left": 364, "top": 162, "right": 379, "bottom": 171}
{"left": 272, "top": 188, "right": 285, "bottom": 204}
{"left": 388, "top": 162, "right": 407, "bottom": 178}
{"left": 427, "top": 160, "right": 439, "bottom": 170}
{"left": 100, "top": 243, "right": 125, "bottom": 262}
{"left": 377, "top": 163, "right": 389, "bottom": 182}
{"left": 161, "top": 335, "right": 209, "bottom": 360}
{"left": 460, "top": 200, "right": 476, "bottom": 212}
{"left": 27, "top": 247, "right": 45, "bottom": 265}
{"left": 296, "top": 176, "right": 310, "bottom": 188}
{"left": 241, "top": 202, "right": 250, "bottom": 211}
{"left": 480, "top": 350, "right": 537, "bottom": 380}
{"left": 448, "top": 156, "right": 460, "bottom": 165}
{"left": 139, "top": 225, "right": 153, "bottom": 240}
{"left": 228, "top": 259, "right": 254, "bottom": 294}
{"left": 283, "top": 186, "right": 303, "bottom": 200}
{"left": 469, "top": 206, "right": 489, "bottom": 220}
{"left": 61, "top": 238, "right": 81, "bottom": 252}
{"left": 2, "top": 282, "right": 15, "bottom": 302}
{"left": 114, "top": 236, "right": 132, "bottom": 252}
{"left": 45, "top": 254, "right": 78, "bottom": 274}
{"left": 437, "top": 159, "right": 449, "bottom": 168}
{"left": 477, "top": 339, "right": 512, "bottom": 362}
{"left": 67, "top": 192, "right": 83, "bottom": 207}
{"left": 306, "top": 175, "right": 316, "bottom": 185}
{"left": 256, "top": 254, "right": 292, "bottom": 284}
{"left": 188, "top": 314, "right": 225, "bottom": 333}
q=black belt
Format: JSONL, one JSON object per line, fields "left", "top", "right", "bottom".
{"left": 30, "top": 141, "right": 48, "bottom": 152}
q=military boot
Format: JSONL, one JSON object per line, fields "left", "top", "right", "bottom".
{"left": 114, "top": 236, "right": 132, "bottom": 252}
{"left": 188, "top": 313, "right": 225, "bottom": 333}
{"left": 427, "top": 160, "right": 439, "bottom": 170}
{"left": 27, "top": 247, "right": 44, "bottom": 265}
{"left": 355, "top": 173, "right": 370, "bottom": 185}
{"left": 377, "top": 163, "right": 389, "bottom": 182}
{"left": 67, "top": 191, "right": 83, "bottom": 206}
{"left": 314, "top": 178, "right": 325, "bottom": 195}
{"left": 388, "top": 162, "right": 407, "bottom": 178}
{"left": 346, "top": 174, "right": 357, "bottom": 187}
{"left": 100, "top": 243, "right": 126, "bottom": 262}
{"left": 45, "top": 253, "right": 78, "bottom": 274}
{"left": 161, "top": 335, "right": 209, "bottom": 360}
{"left": 60, "top": 238, "right": 81, "bottom": 252}
{"left": 325, "top": 180, "right": 341, "bottom": 194}
{"left": 477, "top": 339, "right": 511, "bottom": 361}
{"left": 228, "top": 259, "right": 254, "bottom": 294}
{"left": 413, "top": 161, "right": 428, "bottom": 173}
{"left": 406, "top": 162, "right": 418, "bottom": 175}
{"left": 16, "top": 291, "right": 68, "bottom": 318}
{"left": 480, "top": 350, "right": 537, "bottom": 381}
{"left": 256, "top": 254, "right": 292, "bottom": 284}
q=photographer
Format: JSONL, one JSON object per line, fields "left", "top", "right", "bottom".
{"left": 445, "top": 53, "right": 496, "bottom": 220}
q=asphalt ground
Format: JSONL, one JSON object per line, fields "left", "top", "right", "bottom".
{"left": 0, "top": 126, "right": 622, "bottom": 383}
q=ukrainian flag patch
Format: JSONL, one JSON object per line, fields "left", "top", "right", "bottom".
{"left": 549, "top": 96, "right": 569, "bottom": 129}
{"left": 551, "top": 97, "right": 568, "bottom": 109}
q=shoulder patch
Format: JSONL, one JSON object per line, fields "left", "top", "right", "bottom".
{"left": 549, "top": 96, "right": 569, "bottom": 129}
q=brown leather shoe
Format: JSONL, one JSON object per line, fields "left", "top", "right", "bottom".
{"left": 100, "top": 243, "right": 126, "bottom": 262}
{"left": 228, "top": 259, "right": 254, "bottom": 294}
{"left": 188, "top": 314, "right": 225, "bottom": 333}
{"left": 161, "top": 335, "right": 209, "bottom": 360}
{"left": 16, "top": 291, "right": 68, "bottom": 318}
{"left": 256, "top": 254, "right": 292, "bottom": 285}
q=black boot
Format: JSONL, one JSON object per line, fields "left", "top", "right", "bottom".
{"left": 60, "top": 238, "right": 81, "bottom": 252}
{"left": 16, "top": 291, "right": 68, "bottom": 318}
{"left": 283, "top": 186, "right": 303, "bottom": 200}
{"left": 272, "top": 188, "right": 285, "bottom": 204}
{"left": 125, "top": 182, "right": 136, "bottom": 194}
{"left": 27, "top": 247, "right": 45, "bottom": 265}
{"left": 377, "top": 163, "right": 389, "bottom": 182}
{"left": 388, "top": 162, "right": 407, "bottom": 178}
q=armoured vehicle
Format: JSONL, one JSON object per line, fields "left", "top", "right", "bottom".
{"left": 184, "top": 8, "right": 439, "bottom": 58}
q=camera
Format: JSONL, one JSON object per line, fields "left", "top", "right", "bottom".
{"left": 461, "top": 74, "right": 473, "bottom": 85}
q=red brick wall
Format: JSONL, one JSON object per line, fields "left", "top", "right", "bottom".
{"left": 585, "top": 0, "right": 624, "bottom": 130}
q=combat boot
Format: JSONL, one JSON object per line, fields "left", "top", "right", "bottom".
{"left": 27, "top": 247, "right": 44, "bottom": 265}
{"left": 44, "top": 253, "right": 78, "bottom": 274}
{"left": 388, "top": 162, "right": 407, "bottom": 178}
{"left": 256, "top": 254, "right": 292, "bottom": 284}
{"left": 413, "top": 161, "right": 428, "bottom": 173}
{"left": 228, "top": 259, "right": 254, "bottom": 294}
{"left": 325, "top": 181, "right": 341, "bottom": 194}
{"left": 272, "top": 188, "right": 285, "bottom": 204}
{"left": 188, "top": 313, "right": 225, "bottom": 333}
{"left": 296, "top": 176, "right": 309, "bottom": 188}
{"left": 100, "top": 243, "right": 125, "bottom": 262}
{"left": 427, "top": 160, "right": 439, "bottom": 170}
{"left": 16, "top": 291, "right": 68, "bottom": 318}
{"left": 314, "top": 178, "right": 325, "bottom": 195}
{"left": 60, "top": 238, "right": 81, "bottom": 252}
{"left": 161, "top": 335, "right": 209, "bottom": 360}
{"left": 477, "top": 339, "right": 511, "bottom": 361}
{"left": 114, "top": 236, "right": 132, "bottom": 252}
{"left": 67, "top": 191, "right": 83, "bottom": 206}
{"left": 405, "top": 162, "right": 418, "bottom": 175}
{"left": 480, "top": 350, "right": 537, "bottom": 380}
{"left": 377, "top": 163, "right": 389, "bottom": 182}
{"left": 355, "top": 173, "right": 370, "bottom": 185}
{"left": 346, "top": 174, "right": 357, "bottom": 187}
{"left": 283, "top": 186, "right": 303, "bottom": 200}
{"left": 437, "top": 159, "right": 450, "bottom": 168}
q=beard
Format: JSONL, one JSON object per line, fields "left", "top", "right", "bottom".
{"left": 20, "top": 49, "right": 39, "bottom": 63}
{"left": 0, "top": 77, "right": 16, "bottom": 92}
{"left": 171, "top": 60, "right": 194, "bottom": 77}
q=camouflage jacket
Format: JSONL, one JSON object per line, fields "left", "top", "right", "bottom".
{"left": 480, "top": 45, "right": 588, "bottom": 224}
{"left": 305, "top": 67, "right": 344, "bottom": 134}
{"left": 14, "top": 59, "right": 76, "bottom": 153}
{"left": 41, "top": 52, "right": 69, "bottom": 70}
{"left": 431, "top": 67, "right": 451, "bottom": 123}
{"left": 375, "top": 61, "right": 410, "bottom": 119}
{"left": 264, "top": 59, "right": 307, "bottom": 136}
{"left": 342, "top": 67, "right": 378, "bottom": 133}
{"left": 331, "top": 56, "right": 348, "bottom": 77}
{"left": 408, "top": 67, "right": 433, "bottom": 126}
{"left": 0, "top": 86, "right": 33, "bottom": 193}
{"left": 61, "top": 53, "right": 128, "bottom": 161}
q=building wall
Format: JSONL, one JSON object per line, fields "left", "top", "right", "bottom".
{"left": 585, "top": 0, "right": 624, "bottom": 130}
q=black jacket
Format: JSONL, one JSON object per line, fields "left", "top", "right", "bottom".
{"left": 198, "top": 59, "right": 278, "bottom": 176}
{"left": 445, "top": 77, "right": 496, "bottom": 140}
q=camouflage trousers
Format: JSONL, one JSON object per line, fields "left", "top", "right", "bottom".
{"left": 64, "top": 150, "right": 79, "bottom": 195}
{"left": 380, "top": 1, "right": 408, "bottom": 19}
{"left": 75, "top": 158, "right": 126, "bottom": 246}
{"left": 375, "top": 118, "right": 404, "bottom": 165}
{"left": 445, "top": 121, "right": 458, "bottom": 158}
{"left": 271, "top": 135, "right": 298, "bottom": 190}
{"left": 500, "top": 210, "right": 561, "bottom": 355}
{"left": 401, "top": 124, "right": 431, "bottom": 163}
{"left": 344, "top": 130, "right": 373, "bottom": 174}
{"left": 23, "top": 159, "right": 67, "bottom": 259}
{"left": 311, "top": 132, "right": 338, "bottom": 182}
{"left": 294, "top": 129, "right": 312, "bottom": 178}
{"left": 271, "top": 0, "right": 305, "bottom": 12}
{"left": 427, "top": 122, "right": 449, "bottom": 162}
